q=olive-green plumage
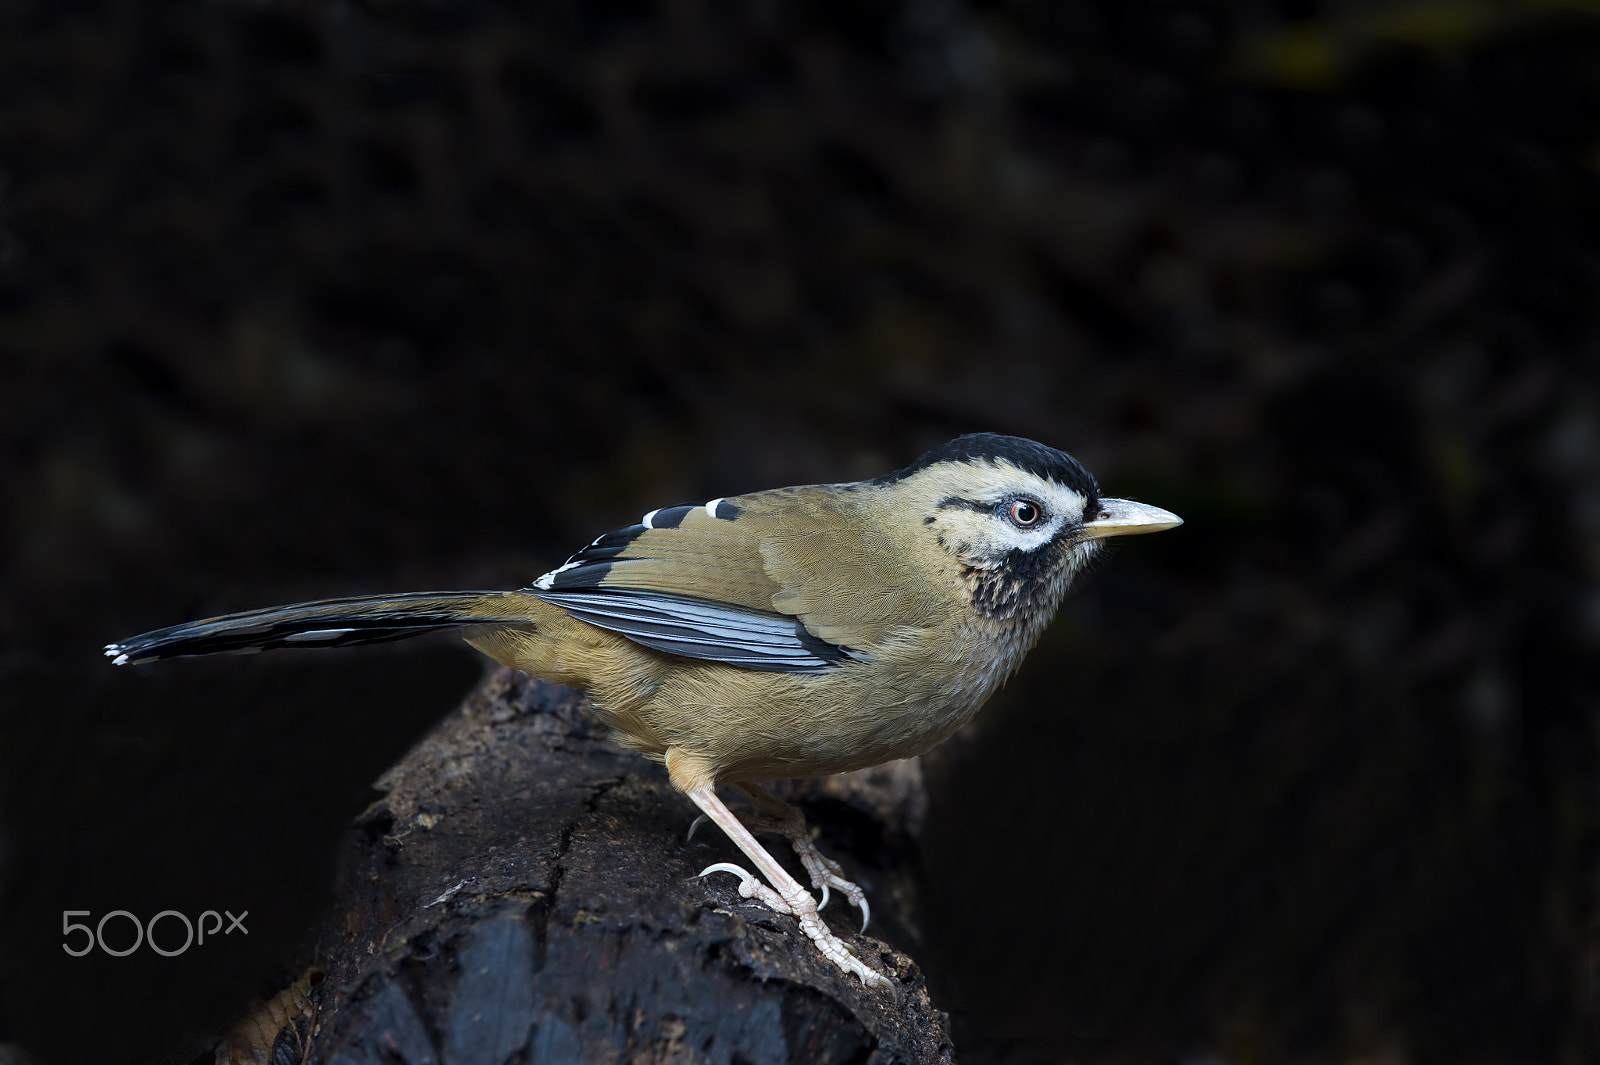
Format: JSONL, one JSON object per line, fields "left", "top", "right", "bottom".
{"left": 473, "top": 467, "right": 1070, "bottom": 787}
{"left": 106, "top": 433, "right": 1181, "bottom": 990}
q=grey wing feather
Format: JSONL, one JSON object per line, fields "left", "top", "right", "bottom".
{"left": 533, "top": 589, "right": 858, "bottom": 673}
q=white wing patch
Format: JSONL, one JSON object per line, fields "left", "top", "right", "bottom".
{"left": 533, "top": 558, "right": 583, "bottom": 590}
{"left": 284, "top": 628, "right": 359, "bottom": 642}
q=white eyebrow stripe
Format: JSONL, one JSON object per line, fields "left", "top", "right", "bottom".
{"left": 641, "top": 508, "right": 661, "bottom": 529}
{"left": 705, "top": 498, "right": 724, "bottom": 518}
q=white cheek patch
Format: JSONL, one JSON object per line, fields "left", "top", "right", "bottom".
{"left": 987, "top": 515, "right": 1066, "bottom": 554}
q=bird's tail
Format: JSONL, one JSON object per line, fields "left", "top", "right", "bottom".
{"left": 104, "top": 591, "right": 544, "bottom": 665}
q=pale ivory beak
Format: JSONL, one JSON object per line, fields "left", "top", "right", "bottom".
{"left": 1079, "top": 497, "right": 1183, "bottom": 540}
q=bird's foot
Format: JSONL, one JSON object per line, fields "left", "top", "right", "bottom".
{"left": 699, "top": 862, "right": 894, "bottom": 994}
{"left": 728, "top": 781, "right": 872, "bottom": 931}
{"left": 741, "top": 811, "right": 870, "bottom": 932}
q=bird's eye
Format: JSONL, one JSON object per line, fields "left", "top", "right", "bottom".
{"left": 1007, "top": 498, "right": 1043, "bottom": 527}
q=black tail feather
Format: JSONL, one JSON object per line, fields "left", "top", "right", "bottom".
{"left": 105, "top": 591, "right": 536, "bottom": 664}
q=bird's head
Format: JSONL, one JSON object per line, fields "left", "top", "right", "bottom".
{"left": 879, "top": 433, "right": 1182, "bottom": 622}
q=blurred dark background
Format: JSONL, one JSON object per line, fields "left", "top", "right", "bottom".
{"left": 2, "top": 0, "right": 1597, "bottom": 1061}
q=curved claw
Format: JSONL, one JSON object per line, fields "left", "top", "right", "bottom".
{"left": 699, "top": 861, "right": 755, "bottom": 886}
{"left": 700, "top": 862, "right": 807, "bottom": 921}
{"left": 817, "top": 882, "right": 831, "bottom": 911}
{"left": 808, "top": 865, "right": 869, "bottom": 931}
{"left": 686, "top": 814, "right": 708, "bottom": 842}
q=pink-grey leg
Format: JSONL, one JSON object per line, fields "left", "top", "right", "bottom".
{"left": 686, "top": 785, "right": 892, "bottom": 993}
{"left": 729, "top": 782, "right": 870, "bottom": 932}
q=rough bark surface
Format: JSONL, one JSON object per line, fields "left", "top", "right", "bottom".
{"left": 296, "top": 667, "right": 953, "bottom": 1065}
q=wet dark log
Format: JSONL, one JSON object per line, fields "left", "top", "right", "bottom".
{"left": 300, "top": 667, "right": 952, "bottom": 1064}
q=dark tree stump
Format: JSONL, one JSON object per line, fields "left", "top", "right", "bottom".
{"left": 291, "top": 667, "right": 952, "bottom": 1064}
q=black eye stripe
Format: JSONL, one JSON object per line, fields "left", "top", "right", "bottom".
{"left": 935, "top": 495, "right": 991, "bottom": 513}
{"left": 934, "top": 494, "right": 1063, "bottom": 526}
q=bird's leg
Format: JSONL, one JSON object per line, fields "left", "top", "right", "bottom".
{"left": 685, "top": 785, "right": 893, "bottom": 993}
{"left": 730, "top": 782, "right": 870, "bottom": 932}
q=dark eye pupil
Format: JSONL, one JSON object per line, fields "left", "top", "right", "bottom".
{"left": 1011, "top": 500, "right": 1039, "bottom": 525}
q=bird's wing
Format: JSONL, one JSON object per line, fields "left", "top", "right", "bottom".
{"left": 755, "top": 486, "right": 948, "bottom": 648}
{"left": 529, "top": 486, "right": 939, "bottom": 672}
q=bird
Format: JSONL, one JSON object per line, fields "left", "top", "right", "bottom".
{"left": 105, "top": 433, "right": 1181, "bottom": 992}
